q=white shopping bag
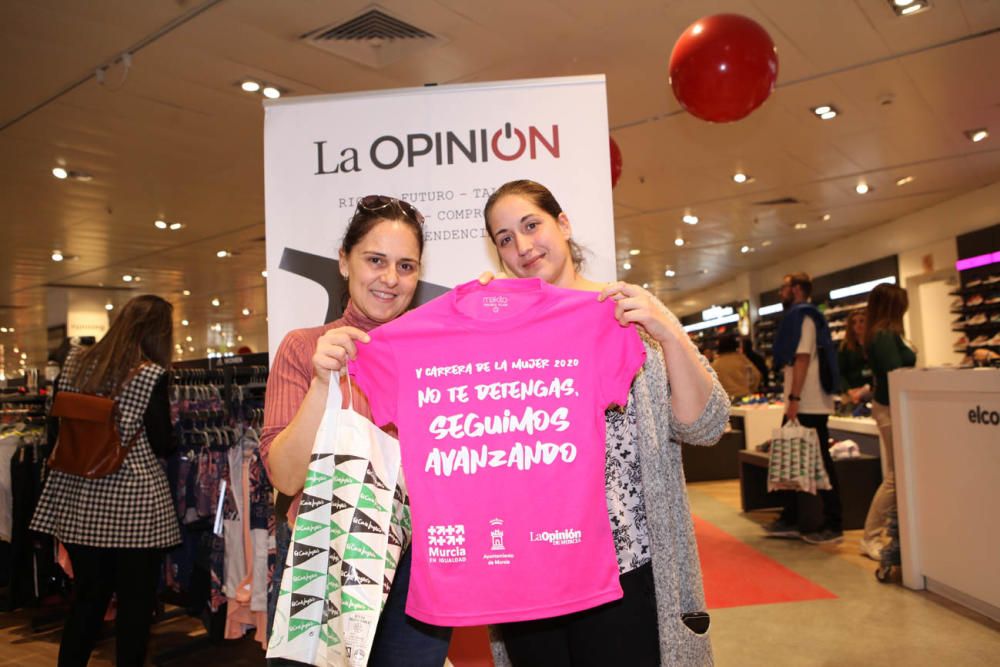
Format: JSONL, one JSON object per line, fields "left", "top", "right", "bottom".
{"left": 267, "top": 372, "right": 407, "bottom": 667}
{"left": 767, "top": 420, "right": 832, "bottom": 495}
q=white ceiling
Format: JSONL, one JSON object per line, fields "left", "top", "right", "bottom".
{"left": 2, "top": 0, "right": 999, "bottom": 370}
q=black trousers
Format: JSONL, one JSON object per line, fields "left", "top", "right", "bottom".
{"left": 778, "top": 413, "right": 843, "bottom": 532}
{"left": 500, "top": 563, "right": 660, "bottom": 667}
{"left": 59, "top": 544, "right": 163, "bottom": 667}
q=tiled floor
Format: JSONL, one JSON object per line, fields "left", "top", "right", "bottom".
{"left": 2, "top": 479, "right": 998, "bottom": 665}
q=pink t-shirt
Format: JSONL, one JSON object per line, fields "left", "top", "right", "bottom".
{"left": 350, "top": 278, "right": 645, "bottom": 626}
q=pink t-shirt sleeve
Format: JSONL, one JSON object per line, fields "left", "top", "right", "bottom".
{"left": 350, "top": 332, "right": 399, "bottom": 428}
{"left": 597, "top": 309, "right": 646, "bottom": 408}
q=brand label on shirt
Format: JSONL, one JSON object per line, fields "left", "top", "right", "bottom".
{"left": 482, "top": 295, "right": 510, "bottom": 313}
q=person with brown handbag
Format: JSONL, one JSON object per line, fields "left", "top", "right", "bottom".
{"left": 31, "top": 294, "right": 181, "bottom": 667}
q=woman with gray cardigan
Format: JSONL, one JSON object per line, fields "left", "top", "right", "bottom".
{"left": 480, "top": 180, "right": 729, "bottom": 666}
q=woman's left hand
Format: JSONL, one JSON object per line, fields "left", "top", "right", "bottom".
{"left": 598, "top": 282, "right": 683, "bottom": 344}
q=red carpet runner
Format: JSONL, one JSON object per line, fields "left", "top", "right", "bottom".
{"left": 447, "top": 516, "right": 837, "bottom": 665}
{"left": 693, "top": 515, "right": 837, "bottom": 609}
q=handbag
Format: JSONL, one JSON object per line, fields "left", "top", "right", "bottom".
{"left": 47, "top": 368, "right": 142, "bottom": 479}
{"left": 767, "top": 420, "right": 832, "bottom": 495}
{"left": 268, "top": 371, "right": 405, "bottom": 667}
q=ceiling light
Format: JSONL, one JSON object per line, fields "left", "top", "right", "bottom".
{"left": 762, "top": 240, "right": 773, "bottom": 247}
{"left": 133, "top": 276, "right": 141, "bottom": 282}
{"left": 20, "top": 353, "right": 27, "bottom": 359}
{"left": 965, "top": 128, "right": 989, "bottom": 143}
{"left": 122, "top": 274, "right": 133, "bottom": 282}
{"left": 261, "top": 270, "right": 268, "bottom": 278}
{"left": 188, "top": 346, "right": 195, "bottom": 352}
{"left": 682, "top": 214, "right": 699, "bottom": 225}
{"left": 896, "top": 176, "right": 915, "bottom": 186}
{"left": 105, "top": 302, "right": 113, "bottom": 311}
{"left": 642, "top": 283, "right": 649, "bottom": 289}
{"left": 830, "top": 276, "right": 897, "bottom": 300}
{"left": 622, "top": 262, "right": 632, "bottom": 270}
{"left": 186, "top": 335, "right": 193, "bottom": 342}
{"left": 241, "top": 80, "right": 261, "bottom": 92}
{"left": 11, "top": 346, "right": 18, "bottom": 353}
{"left": 890, "top": 0, "right": 931, "bottom": 16}
{"left": 242, "top": 308, "right": 251, "bottom": 316}
{"left": 812, "top": 105, "right": 839, "bottom": 120}
{"left": 822, "top": 213, "right": 831, "bottom": 221}
{"left": 262, "top": 86, "right": 281, "bottom": 99}
{"left": 732, "top": 172, "right": 749, "bottom": 184}
{"left": 181, "top": 319, "right": 189, "bottom": 326}
{"left": 182, "top": 289, "right": 191, "bottom": 296}
{"left": 52, "top": 167, "right": 68, "bottom": 179}
{"left": 674, "top": 234, "right": 685, "bottom": 246}
{"left": 154, "top": 219, "right": 168, "bottom": 229}
{"left": 169, "top": 222, "right": 184, "bottom": 230}
{"left": 51, "top": 250, "right": 64, "bottom": 262}
{"left": 211, "top": 298, "right": 221, "bottom": 307}
{"left": 740, "top": 245, "right": 750, "bottom": 254}
{"left": 795, "top": 223, "right": 808, "bottom": 230}
{"left": 237, "top": 335, "right": 243, "bottom": 342}
{"left": 217, "top": 250, "right": 231, "bottom": 258}
{"left": 856, "top": 182, "right": 871, "bottom": 194}
{"left": 629, "top": 249, "right": 641, "bottom": 256}
{"left": 665, "top": 269, "right": 677, "bottom": 277}
{"left": 0, "top": 327, "right": 6, "bottom": 333}
{"left": 893, "top": 0, "right": 915, "bottom": 6}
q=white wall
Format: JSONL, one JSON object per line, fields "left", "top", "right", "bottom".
{"left": 667, "top": 180, "right": 1000, "bottom": 319}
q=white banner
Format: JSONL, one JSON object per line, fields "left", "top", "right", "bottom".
{"left": 264, "top": 75, "right": 615, "bottom": 360}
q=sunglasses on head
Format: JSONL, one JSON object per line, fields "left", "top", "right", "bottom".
{"left": 357, "top": 195, "right": 425, "bottom": 225}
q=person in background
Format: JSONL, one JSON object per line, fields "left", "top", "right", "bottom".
{"left": 30, "top": 295, "right": 180, "bottom": 667}
{"left": 742, "top": 338, "right": 769, "bottom": 391}
{"left": 261, "top": 196, "right": 452, "bottom": 666}
{"left": 481, "top": 179, "right": 728, "bottom": 667}
{"left": 712, "top": 334, "right": 762, "bottom": 400}
{"left": 837, "top": 310, "right": 872, "bottom": 410}
{"left": 765, "top": 272, "right": 843, "bottom": 545}
{"left": 859, "top": 283, "right": 916, "bottom": 561}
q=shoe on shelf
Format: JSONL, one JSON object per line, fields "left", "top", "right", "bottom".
{"left": 801, "top": 528, "right": 844, "bottom": 545}
{"left": 953, "top": 335, "right": 968, "bottom": 348}
{"left": 966, "top": 295, "right": 985, "bottom": 307}
{"left": 859, "top": 538, "right": 884, "bottom": 561}
{"left": 970, "top": 335, "right": 990, "bottom": 347}
{"left": 967, "top": 313, "right": 988, "bottom": 325}
{"left": 986, "top": 275, "right": 1000, "bottom": 284}
{"left": 763, "top": 520, "right": 801, "bottom": 539}
{"left": 950, "top": 297, "right": 965, "bottom": 309}
{"left": 989, "top": 333, "right": 1000, "bottom": 346}
{"left": 967, "top": 278, "right": 984, "bottom": 287}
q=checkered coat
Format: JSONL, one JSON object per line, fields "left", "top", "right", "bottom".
{"left": 30, "top": 349, "right": 181, "bottom": 549}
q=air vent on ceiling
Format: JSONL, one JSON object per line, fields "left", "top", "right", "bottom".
{"left": 301, "top": 6, "right": 445, "bottom": 69}
{"left": 753, "top": 197, "right": 802, "bottom": 206}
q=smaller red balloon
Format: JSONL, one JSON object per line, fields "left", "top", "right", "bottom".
{"left": 669, "top": 14, "right": 779, "bottom": 123}
{"left": 610, "top": 137, "right": 623, "bottom": 188}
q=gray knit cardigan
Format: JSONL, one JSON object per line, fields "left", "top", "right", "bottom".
{"left": 490, "top": 305, "right": 730, "bottom": 666}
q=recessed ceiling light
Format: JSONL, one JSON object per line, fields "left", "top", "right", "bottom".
{"left": 105, "top": 302, "right": 114, "bottom": 311}
{"left": 154, "top": 220, "right": 168, "bottom": 229}
{"left": 216, "top": 250, "right": 231, "bottom": 258}
{"left": 188, "top": 346, "right": 195, "bottom": 352}
{"left": 242, "top": 308, "right": 251, "bottom": 316}
{"left": 262, "top": 86, "right": 281, "bottom": 99}
{"left": 186, "top": 335, "right": 193, "bottom": 342}
{"left": 896, "top": 176, "right": 915, "bottom": 186}
{"left": 733, "top": 172, "right": 749, "bottom": 184}
{"left": 241, "top": 80, "right": 261, "bottom": 92}
{"left": 211, "top": 298, "right": 221, "bottom": 307}
{"left": 642, "top": 283, "right": 649, "bottom": 289}
{"left": 890, "top": 0, "right": 931, "bottom": 16}
{"left": 894, "top": 0, "right": 915, "bottom": 6}
{"left": 795, "top": 223, "right": 808, "bottom": 230}
{"left": 682, "top": 214, "right": 699, "bottom": 225}
{"left": 51, "top": 250, "right": 64, "bottom": 262}
{"left": 812, "top": 105, "right": 839, "bottom": 120}
{"left": 122, "top": 274, "right": 133, "bottom": 282}
{"left": 237, "top": 335, "right": 243, "bottom": 342}
{"left": 182, "top": 289, "right": 191, "bottom": 296}
{"left": 965, "top": 128, "right": 989, "bottom": 143}
{"left": 856, "top": 182, "right": 871, "bottom": 195}
{"left": 665, "top": 269, "right": 677, "bottom": 277}
{"left": 52, "top": 167, "right": 68, "bottom": 179}
{"left": 169, "top": 222, "right": 184, "bottom": 231}
{"left": 674, "top": 236, "right": 685, "bottom": 247}
{"left": 622, "top": 261, "right": 632, "bottom": 270}
{"left": 0, "top": 327, "right": 6, "bottom": 333}
{"left": 740, "top": 245, "right": 750, "bottom": 254}
{"left": 762, "top": 240, "right": 773, "bottom": 247}
{"left": 629, "top": 249, "right": 641, "bottom": 256}
{"left": 134, "top": 276, "right": 141, "bottom": 283}
{"left": 181, "top": 319, "right": 189, "bottom": 326}
{"left": 822, "top": 213, "right": 831, "bottom": 221}
{"left": 261, "top": 270, "right": 268, "bottom": 278}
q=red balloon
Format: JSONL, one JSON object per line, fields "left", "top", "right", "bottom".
{"left": 610, "top": 137, "right": 623, "bottom": 188}
{"left": 669, "top": 14, "right": 779, "bottom": 123}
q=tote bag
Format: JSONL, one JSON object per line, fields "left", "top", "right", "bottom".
{"left": 267, "top": 373, "right": 406, "bottom": 666}
{"left": 767, "top": 420, "right": 832, "bottom": 495}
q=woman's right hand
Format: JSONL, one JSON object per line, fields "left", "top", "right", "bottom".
{"left": 477, "top": 270, "right": 508, "bottom": 285}
{"left": 312, "top": 326, "right": 371, "bottom": 383}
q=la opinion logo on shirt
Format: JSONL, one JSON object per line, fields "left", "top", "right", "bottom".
{"left": 313, "top": 122, "right": 561, "bottom": 174}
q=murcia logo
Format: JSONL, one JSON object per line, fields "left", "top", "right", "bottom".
{"left": 489, "top": 518, "right": 506, "bottom": 551}
{"left": 426, "top": 524, "right": 467, "bottom": 563}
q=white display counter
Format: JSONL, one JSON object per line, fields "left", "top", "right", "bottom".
{"left": 891, "top": 367, "right": 1000, "bottom": 621}
{"left": 730, "top": 405, "right": 878, "bottom": 449}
